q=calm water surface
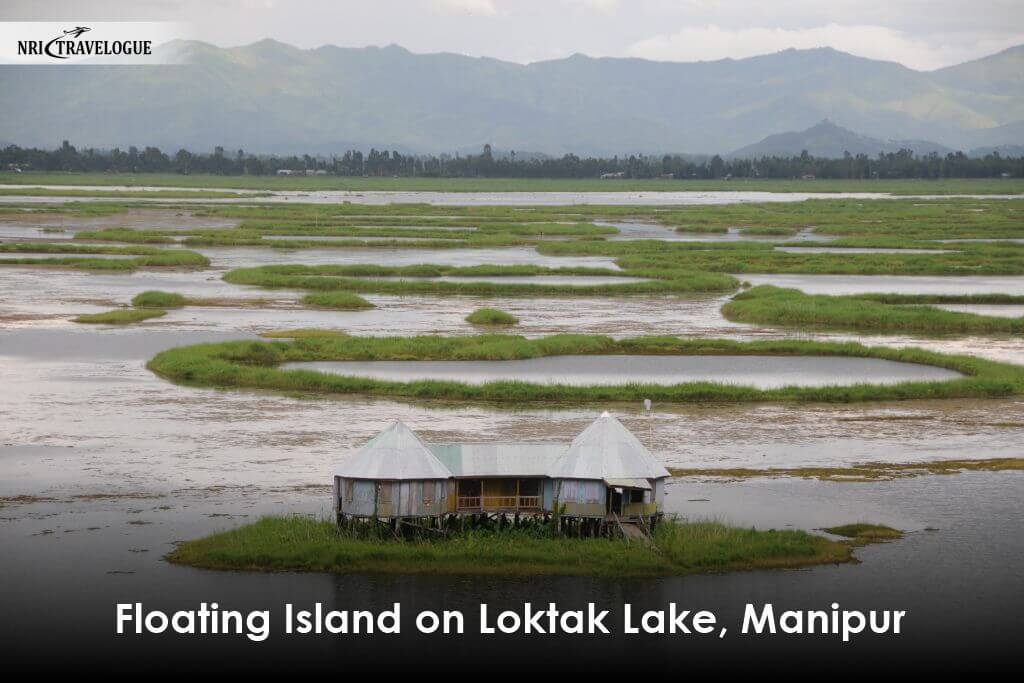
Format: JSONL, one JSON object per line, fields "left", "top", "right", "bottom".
{"left": 286, "top": 354, "right": 962, "bottom": 389}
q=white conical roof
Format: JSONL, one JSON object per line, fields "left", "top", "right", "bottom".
{"left": 333, "top": 420, "right": 453, "bottom": 480}
{"left": 547, "top": 412, "right": 670, "bottom": 481}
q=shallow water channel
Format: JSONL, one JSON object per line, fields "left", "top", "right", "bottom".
{"left": 285, "top": 354, "right": 962, "bottom": 389}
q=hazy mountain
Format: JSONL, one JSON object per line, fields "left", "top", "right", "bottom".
{"left": 969, "top": 144, "right": 1024, "bottom": 157}
{"left": 0, "top": 39, "right": 1022, "bottom": 155}
{"left": 729, "top": 120, "right": 952, "bottom": 158}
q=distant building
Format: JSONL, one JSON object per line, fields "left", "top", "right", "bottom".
{"left": 333, "top": 413, "right": 669, "bottom": 532}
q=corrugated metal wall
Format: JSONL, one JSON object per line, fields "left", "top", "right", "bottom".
{"left": 336, "top": 477, "right": 454, "bottom": 518}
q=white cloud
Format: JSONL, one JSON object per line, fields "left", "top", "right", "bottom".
{"left": 428, "top": 0, "right": 497, "bottom": 16}
{"left": 627, "top": 22, "right": 1024, "bottom": 70}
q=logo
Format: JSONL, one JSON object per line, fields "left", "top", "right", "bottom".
{"left": 17, "top": 25, "right": 153, "bottom": 60}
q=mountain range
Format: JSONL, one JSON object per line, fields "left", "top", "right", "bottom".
{"left": 1, "top": 39, "right": 1022, "bottom": 156}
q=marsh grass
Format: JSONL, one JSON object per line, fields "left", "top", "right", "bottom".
{"left": 223, "top": 264, "right": 738, "bottom": 296}
{"left": 466, "top": 308, "right": 519, "bottom": 326}
{"left": 146, "top": 334, "right": 1024, "bottom": 404}
{"left": 166, "top": 515, "right": 855, "bottom": 577}
{"left": 0, "top": 243, "right": 209, "bottom": 271}
{"left": 822, "top": 524, "right": 903, "bottom": 542}
{"left": 74, "top": 308, "right": 167, "bottom": 325}
{"left": 132, "top": 290, "right": 187, "bottom": 308}
{"left": 667, "top": 457, "right": 1024, "bottom": 481}
{"left": 302, "top": 292, "right": 375, "bottom": 310}
{"left": 722, "top": 285, "right": 1024, "bottom": 334}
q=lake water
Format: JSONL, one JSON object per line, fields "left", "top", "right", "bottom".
{"left": 741, "top": 273, "right": 1024, "bottom": 296}
{"left": 194, "top": 245, "right": 620, "bottom": 270}
{"left": 3, "top": 196, "right": 1024, "bottom": 670}
{"left": 284, "top": 354, "right": 962, "bottom": 389}
{"left": 935, "top": 304, "right": 1024, "bottom": 318}
{"left": 601, "top": 222, "right": 836, "bottom": 243}
{"left": 774, "top": 246, "right": 949, "bottom": 254}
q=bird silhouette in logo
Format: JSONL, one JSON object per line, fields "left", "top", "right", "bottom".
{"left": 62, "top": 27, "right": 91, "bottom": 39}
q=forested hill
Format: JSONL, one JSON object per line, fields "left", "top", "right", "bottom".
{"left": 1, "top": 40, "right": 1022, "bottom": 155}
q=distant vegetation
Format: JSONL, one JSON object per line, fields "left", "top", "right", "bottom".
{"left": 167, "top": 515, "right": 866, "bottom": 577}
{"left": 2, "top": 138, "right": 1021, "bottom": 181}
{"left": 722, "top": 286, "right": 1024, "bottom": 334}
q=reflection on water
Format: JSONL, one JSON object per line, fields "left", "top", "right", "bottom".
{"left": 286, "top": 354, "right": 962, "bottom": 389}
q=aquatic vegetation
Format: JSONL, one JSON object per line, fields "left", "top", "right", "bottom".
{"left": 822, "top": 524, "right": 903, "bottom": 541}
{"left": 131, "top": 290, "right": 188, "bottom": 308}
{"left": 539, "top": 237, "right": 1024, "bottom": 276}
{"left": 259, "top": 329, "right": 350, "bottom": 339}
{"left": 75, "top": 229, "right": 177, "bottom": 244}
{"left": 722, "top": 285, "right": 1024, "bottom": 334}
{"left": 167, "top": 515, "right": 859, "bottom": 577}
{"left": 302, "top": 292, "right": 375, "bottom": 310}
{"left": 667, "top": 457, "right": 1024, "bottom": 481}
{"left": 466, "top": 308, "right": 519, "bottom": 326}
{"left": 0, "top": 243, "right": 209, "bottom": 271}
{"left": 222, "top": 264, "right": 739, "bottom": 296}
{"left": 73, "top": 308, "right": 168, "bottom": 325}
{"left": 147, "top": 335, "right": 1024, "bottom": 405}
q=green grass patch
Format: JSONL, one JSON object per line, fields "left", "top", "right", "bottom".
{"left": 259, "top": 329, "right": 350, "bottom": 339}
{"left": 132, "top": 290, "right": 188, "bottom": 308}
{"left": 167, "top": 515, "right": 856, "bottom": 577}
{"left": 302, "top": 292, "right": 375, "bottom": 310}
{"left": 822, "top": 524, "right": 903, "bottom": 541}
{"left": 539, "top": 236, "right": 1024, "bottom": 276}
{"left": 74, "top": 308, "right": 168, "bottom": 325}
{"left": 668, "top": 457, "right": 1024, "bottom": 481}
{"left": 466, "top": 307, "right": 519, "bottom": 326}
{"left": 222, "top": 264, "right": 738, "bottom": 296}
{"left": 0, "top": 243, "right": 209, "bottom": 271}
{"left": 146, "top": 334, "right": 1024, "bottom": 405}
{"left": 722, "top": 285, "right": 1024, "bottom": 334}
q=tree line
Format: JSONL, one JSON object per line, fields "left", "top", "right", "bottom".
{"left": 2, "top": 140, "right": 1021, "bottom": 179}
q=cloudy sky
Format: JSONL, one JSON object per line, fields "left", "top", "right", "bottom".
{"left": 2, "top": 0, "right": 1022, "bottom": 70}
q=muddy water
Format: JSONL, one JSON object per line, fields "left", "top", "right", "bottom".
{"left": 285, "top": 354, "right": 962, "bottom": 389}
